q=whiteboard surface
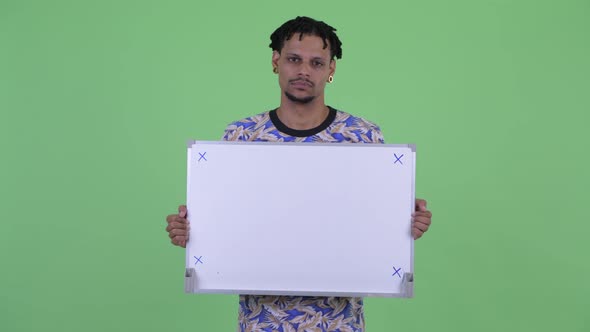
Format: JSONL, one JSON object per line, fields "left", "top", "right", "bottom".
{"left": 185, "top": 141, "right": 415, "bottom": 297}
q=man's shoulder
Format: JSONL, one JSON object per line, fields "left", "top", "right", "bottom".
{"left": 222, "top": 111, "right": 273, "bottom": 141}
{"left": 328, "top": 108, "right": 385, "bottom": 143}
{"left": 226, "top": 111, "right": 272, "bottom": 129}
{"left": 332, "top": 108, "right": 382, "bottom": 131}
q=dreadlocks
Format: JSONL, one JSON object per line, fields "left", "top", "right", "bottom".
{"left": 269, "top": 16, "right": 343, "bottom": 60}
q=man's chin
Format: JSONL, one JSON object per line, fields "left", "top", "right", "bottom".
{"left": 285, "top": 91, "right": 315, "bottom": 104}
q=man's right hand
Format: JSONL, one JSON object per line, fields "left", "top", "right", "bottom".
{"left": 166, "top": 205, "right": 189, "bottom": 248}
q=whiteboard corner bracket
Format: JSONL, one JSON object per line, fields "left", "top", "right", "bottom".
{"left": 185, "top": 268, "right": 196, "bottom": 293}
{"left": 401, "top": 272, "right": 414, "bottom": 298}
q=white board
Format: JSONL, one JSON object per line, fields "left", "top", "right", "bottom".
{"left": 185, "top": 141, "right": 416, "bottom": 297}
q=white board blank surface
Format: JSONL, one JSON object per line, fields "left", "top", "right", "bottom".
{"left": 185, "top": 141, "right": 415, "bottom": 297}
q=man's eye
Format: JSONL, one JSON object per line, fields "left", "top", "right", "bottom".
{"left": 313, "top": 61, "right": 324, "bottom": 67}
{"left": 288, "top": 57, "right": 300, "bottom": 62}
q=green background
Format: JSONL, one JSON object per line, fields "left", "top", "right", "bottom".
{"left": 1, "top": 0, "right": 589, "bottom": 331}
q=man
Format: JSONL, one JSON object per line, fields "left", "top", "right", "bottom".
{"left": 166, "top": 16, "right": 432, "bottom": 332}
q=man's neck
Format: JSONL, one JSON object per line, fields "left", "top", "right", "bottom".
{"left": 276, "top": 98, "right": 329, "bottom": 130}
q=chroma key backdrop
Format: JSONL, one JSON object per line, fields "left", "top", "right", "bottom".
{"left": 1, "top": 1, "right": 588, "bottom": 331}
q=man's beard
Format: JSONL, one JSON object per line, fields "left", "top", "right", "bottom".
{"left": 285, "top": 91, "right": 315, "bottom": 104}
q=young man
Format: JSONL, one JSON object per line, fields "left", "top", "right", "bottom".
{"left": 166, "top": 16, "right": 432, "bottom": 332}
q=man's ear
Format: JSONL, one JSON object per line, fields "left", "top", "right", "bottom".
{"left": 329, "top": 59, "right": 336, "bottom": 77}
{"left": 272, "top": 51, "right": 280, "bottom": 70}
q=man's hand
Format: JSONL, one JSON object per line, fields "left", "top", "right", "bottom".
{"left": 412, "top": 198, "right": 432, "bottom": 240}
{"left": 166, "top": 205, "right": 189, "bottom": 248}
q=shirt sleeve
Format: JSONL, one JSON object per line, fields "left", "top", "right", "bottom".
{"left": 221, "top": 123, "right": 243, "bottom": 141}
{"left": 372, "top": 125, "right": 385, "bottom": 144}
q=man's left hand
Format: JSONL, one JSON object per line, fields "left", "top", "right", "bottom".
{"left": 413, "top": 198, "right": 432, "bottom": 240}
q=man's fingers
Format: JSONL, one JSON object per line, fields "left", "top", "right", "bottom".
{"left": 412, "top": 211, "right": 432, "bottom": 219}
{"left": 166, "top": 221, "right": 188, "bottom": 232}
{"left": 171, "top": 236, "right": 188, "bottom": 247}
{"left": 412, "top": 228, "right": 424, "bottom": 240}
{"left": 168, "top": 228, "right": 188, "bottom": 239}
{"left": 415, "top": 199, "right": 428, "bottom": 212}
{"left": 170, "top": 235, "right": 188, "bottom": 244}
{"left": 412, "top": 199, "right": 430, "bottom": 240}
{"left": 166, "top": 214, "right": 188, "bottom": 225}
{"left": 178, "top": 205, "right": 187, "bottom": 218}
{"left": 166, "top": 214, "right": 176, "bottom": 223}
{"left": 167, "top": 206, "right": 190, "bottom": 248}
{"left": 168, "top": 228, "right": 187, "bottom": 239}
{"left": 413, "top": 220, "right": 430, "bottom": 232}
{"left": 412, "top": 214, "right": 432, "bottom": 225}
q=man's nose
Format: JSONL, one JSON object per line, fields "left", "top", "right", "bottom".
{"left": 298, "top": 62, "right": 312, "bottom": 77}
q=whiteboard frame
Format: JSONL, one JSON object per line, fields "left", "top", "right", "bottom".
{"left": 184, "top": 140, "right": 416, "bottom": 298}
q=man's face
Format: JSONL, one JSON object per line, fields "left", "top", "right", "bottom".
{"left": 272, "top": 34, "right": 335, "bottom": 104}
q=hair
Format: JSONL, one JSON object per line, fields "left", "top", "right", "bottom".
{"left": 269, "top": 16, "right": 343, "bottom": 60}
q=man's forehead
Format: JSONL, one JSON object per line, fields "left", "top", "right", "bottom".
{"left": 282, "top": 34, "right": 331, "bottom": 57}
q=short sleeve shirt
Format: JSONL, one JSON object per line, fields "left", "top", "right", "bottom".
{"left": 222, "top": 106, "right": 384, "bottom": 332}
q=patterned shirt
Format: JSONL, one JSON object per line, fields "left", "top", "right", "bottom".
{"left": 222, "top": 106, "right": 384, "bottom": 332}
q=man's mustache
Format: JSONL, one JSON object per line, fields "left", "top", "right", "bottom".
{"left": 289, "top": 78, "right": 314, "bottom": 87}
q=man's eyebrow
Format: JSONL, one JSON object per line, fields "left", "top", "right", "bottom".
{"left": 285, "top": 53, "right": 327, "bottom": 61}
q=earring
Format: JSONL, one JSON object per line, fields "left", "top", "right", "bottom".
{"left": 328, "top": 75, "right": 334, "bottom": 83}
{"left": 273, "top": 67, "right": 278, "bottom": 74}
